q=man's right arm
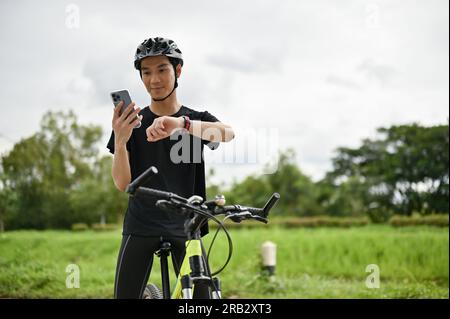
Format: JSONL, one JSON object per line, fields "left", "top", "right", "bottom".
{"left": 110, "top": 101, "right": 142, "bottom": 192}
{"left": 112, "top": 143, "right": 131, "bottom": 192}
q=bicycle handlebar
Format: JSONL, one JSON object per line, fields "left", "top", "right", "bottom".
{"left": 262, "top": 193, "right": 281, "bottom": 217}
{"left": 216, "top": 193, "right": 280, "bottom": 217}
{"left": 125, "top": 166, "right": 158, "bottom": 195}
{"left": 125, "top": 166, "right": 280, "bottom": 224}
{"left": 124, "top": 166, "right": 281, "bottom": 281}
{"left": 135, "top": 187, "right": 187, "bottom": 203}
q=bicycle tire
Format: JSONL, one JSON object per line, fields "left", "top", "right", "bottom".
{"left": 142, "top": 283, "right": 163, "bottom": 299}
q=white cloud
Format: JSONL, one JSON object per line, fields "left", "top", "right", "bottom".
{"left": 0, "top": 0, "right": 448, "bottom": 187}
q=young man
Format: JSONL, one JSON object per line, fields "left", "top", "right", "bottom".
{"left": 107, "top": 37, "right": 235, "bottom": 299}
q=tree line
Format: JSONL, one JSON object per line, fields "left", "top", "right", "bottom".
{"left": 0, "top": 111, "right": 448, "bottom": 230}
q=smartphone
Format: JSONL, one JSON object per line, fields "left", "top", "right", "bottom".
{"left": 111, "top": 90, "right": 141, "bottom": 129}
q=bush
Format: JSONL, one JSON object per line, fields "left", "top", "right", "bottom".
{"left": 208, "top": 214, "right": 449, "bottom": 229}
{"left": 389, "top": 214, "right": 449, "bottom": 227}
{"left": 208, "top": 216, "right": 369, "bottom": 229}
{"left": 209, "top": 219, "right": 261, "bottom": 230}
{"left": 91, "top": 223, "right": 119, "bottom": 231}
{"left": 281, "top": 216, "right": 368, "bottom": 228}
{"left": 71, "top": 223, "right": 89, "bottom": 231}
{"left": 366, "top": 206, "right": 394, "bottom": 223}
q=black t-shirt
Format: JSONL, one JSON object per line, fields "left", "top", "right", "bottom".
{"left": 107, "top": 105, "right": 220, "bottom": 238}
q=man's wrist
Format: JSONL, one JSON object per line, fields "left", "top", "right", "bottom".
{"left": 114, "top": 142, "right": 127, "bottom": 151}
{"left": 178, "top": 117, "right": 185, "bottom": 129}
{"left": 180, "top": 116, "right": 191, "bottom": 131}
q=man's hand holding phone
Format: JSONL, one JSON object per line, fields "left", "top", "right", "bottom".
{"left": 112, "top": 101, "right": 143, "bottom": 147}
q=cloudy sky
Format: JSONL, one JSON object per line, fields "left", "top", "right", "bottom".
{"left": 0, "top": 0, "right": 448, "bottom": 186}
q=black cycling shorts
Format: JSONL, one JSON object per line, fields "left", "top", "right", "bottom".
{"left": 114, "top": 235, "right": 211, "bottom": 299}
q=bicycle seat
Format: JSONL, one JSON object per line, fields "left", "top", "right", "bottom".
{"left": 155, "top": 240, "right": 171, "bottom": 257}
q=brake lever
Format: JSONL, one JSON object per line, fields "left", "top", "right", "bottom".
{"left": 156, "top": 199, "right": 189, "bottom": 214}
{"left": 156, "top": 200, "right": 172, "bottom": 213}
{"left": 228, "top": 211, "right": 268, "bottom": 224}
{"left": 251, "top": 215, "right": 268, "bottom": 224}
{"left": 228, "top": 211, "right": 252, "bottom": 223}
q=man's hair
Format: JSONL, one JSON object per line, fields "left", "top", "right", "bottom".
{"left": 167, "top": 57, "right": 182, "bottom": 75}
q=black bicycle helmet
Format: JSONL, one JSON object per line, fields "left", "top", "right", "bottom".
{"left": 134, "top": 37, "right": 183, "bottom": 69}
{"left": 134, "top": 37, "right": 183, "bottom": 102}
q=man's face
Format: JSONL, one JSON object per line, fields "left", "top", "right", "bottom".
{"left": 140, "top": 55, "right": 181, "bottom": 100}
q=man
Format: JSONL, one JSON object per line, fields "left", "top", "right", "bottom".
{"left": 107, "top": 37, "right": 235, "bottom": 298}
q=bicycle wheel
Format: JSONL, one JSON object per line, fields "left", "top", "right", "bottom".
{"left": 142, "top": 283, "right": 163, "bottom": 299}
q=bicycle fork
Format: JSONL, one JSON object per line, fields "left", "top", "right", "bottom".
{"left": 173, "top": 239, "right": 222, "bottom": 299}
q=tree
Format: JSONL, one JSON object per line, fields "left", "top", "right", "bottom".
{"left": 1, "top": 110, "right": 104, "bottom": 229}
{"left": 222, "top": 149, "right": 322, "bottom": 216}
{"left": 69, "top": 156, "right": 128, "bottom": 225}
{"left": 264, "top": 149, "right": 321, "bottom": 216}
{"left": 328, "top": 123, "right": 449, "bottom": 218}
{"left": 0, "top": 170, "right": 16, "bottom": 232}
{"left": 316, "top": 176, "right": 367, "bottom": 217}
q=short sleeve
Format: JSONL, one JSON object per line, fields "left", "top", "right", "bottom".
{"left": 201, "top": 111, "right": 219, "bottom": 123}
{"left": 106, "top": 131, "right": 132, "bottom": 154}
{"left": 200, "top": 111, "right": 220, "bottom": 150}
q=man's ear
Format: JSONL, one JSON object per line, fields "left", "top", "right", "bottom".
{"left": 176, "top": 64, "right": 182, "bottom": 78}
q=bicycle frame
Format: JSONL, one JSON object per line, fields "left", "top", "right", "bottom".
{"left": 172, "top": 239, "right": 207, "bottom": 299}
{"left": 128, "top": 166, "right": 279, "bottom": 299}
{"left": 152, "top": 237, "right": 220, "bottom": 299}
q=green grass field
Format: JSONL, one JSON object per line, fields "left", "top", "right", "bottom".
{"left": 0, "top": 225, "right": 448, "bottom": 298}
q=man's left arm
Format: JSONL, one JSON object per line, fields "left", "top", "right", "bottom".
{"left": 146, "top": 116, "right": 235, "bottom": 143}
{"left": 187, "top": 119, "right": 235, "bottom": 143}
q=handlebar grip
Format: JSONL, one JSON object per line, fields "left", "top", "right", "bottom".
{"left": 135, "top": 187, "right": 173, "bottom": 200}
{"left": 125, "top": 166, "right": 158, "bottom": 195}
{"left": 246, "top": 207, "right": 264, "bottom": 215}
{"left": 262, "top": 193, "right": 280, "bottom": 217}
{"left": 218, "top": 205, "right": 242, "bottom": 214}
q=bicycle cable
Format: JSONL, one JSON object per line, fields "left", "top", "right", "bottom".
{"left": 182, "top": 205, "right": 231, "bottom": 298}
{"left": 188, "top": 206, "right": 233, "bottom": 275}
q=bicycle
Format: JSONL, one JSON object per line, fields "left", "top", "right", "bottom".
{"left": 124, "top": 166, "right": 280, "bottom": 299}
